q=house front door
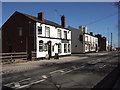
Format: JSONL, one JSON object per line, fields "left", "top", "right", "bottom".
{"left": 47, "top": 41, "right": 52, "bottom": 58}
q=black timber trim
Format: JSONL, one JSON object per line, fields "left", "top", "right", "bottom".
{"left": 38, "top": 36, "right": 71, "bottom": 41}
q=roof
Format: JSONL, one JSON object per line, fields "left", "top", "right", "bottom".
{"left": 84, "top": 33, "right": 97, "bottom": 38}
{"left": 67, "top": 26, "right": 82, "bottom": 32}
{"left": 16, "top": 11, "right": 70, "bottom": 30}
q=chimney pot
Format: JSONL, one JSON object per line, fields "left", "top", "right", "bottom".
{"left": 38, "top": 12, "right": 44, "bottom": 22}
{"left": 61, "top": 15, "right": 66, "bottom": 27}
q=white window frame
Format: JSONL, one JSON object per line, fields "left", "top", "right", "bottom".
{"left": 38, "top": 26, "right": 42, "bottom": 34}
{"left": 58, "top": 44, "right": 62, "bottom": 54}
{"left": 39, "top": 40, "right": 43, "bottom": 52}
{"left": 64, "top": 31, "right": 67, "bottom": 39}
{"left": 68, "top": 44, "right": 71, "bottom": 53}
{"left": 64, "top": 44, "right": 67, "bottom": 53}
{"left": 57, "top": 29, "right": 61, "bottom": 38}
{"left": 45, "top": 26, "right": 50, "bottom": 37}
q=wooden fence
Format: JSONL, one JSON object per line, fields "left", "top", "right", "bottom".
{"left": 0, "top": 52, "right": 27, "bottom": 61}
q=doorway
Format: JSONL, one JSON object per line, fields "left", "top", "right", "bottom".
{"left": 47, "top": 41, "right": 52, "bottom": 58}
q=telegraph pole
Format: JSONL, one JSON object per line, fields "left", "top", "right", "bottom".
{"left": 111, "top": 33, "right": 112, "bottom": 51}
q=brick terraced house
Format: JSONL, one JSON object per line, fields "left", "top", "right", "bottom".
{"left": 2, "top": 11, "right": 71, "bottom": 59}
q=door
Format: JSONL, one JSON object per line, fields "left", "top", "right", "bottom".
{"left": 89, "top": 44, "right": 91, "bottom": 52}
{"left": 47, "top": 41, "right": 52, "bottom": 58}
{"left": 96, "top": 44, "right": 98, "bottom": 52}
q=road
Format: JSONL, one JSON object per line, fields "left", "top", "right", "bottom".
{"left": 2, "top": 51, "right": 119, "bottom": 90}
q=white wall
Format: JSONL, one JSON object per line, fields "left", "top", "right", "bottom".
{"left": 36, "top": 22, "right": 71, "bottom": 58}
{"left": 84, "top": 34, "right": 98, "bottom": 52}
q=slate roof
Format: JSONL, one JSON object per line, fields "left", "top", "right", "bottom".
{"left": 68, "top": 26, "right": 82, "bottom": 33}
{"left": 17, "top": 11, "right": 70, "bottom": 30}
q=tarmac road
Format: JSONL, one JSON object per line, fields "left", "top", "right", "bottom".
{"left": 2, "top": 51, "right": 119, "bottom": 90}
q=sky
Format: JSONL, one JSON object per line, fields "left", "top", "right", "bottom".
{"left": 1, "top": 2, "right": 119, "bottom": 47}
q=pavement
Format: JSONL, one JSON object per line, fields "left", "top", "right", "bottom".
{"left": 1, "top": 51, "right": 111, "bottom": 75}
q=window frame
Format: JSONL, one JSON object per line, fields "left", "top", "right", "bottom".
{"left": 68, "top": 44, "right": 71, "bottom": 53}
{"left": 39, "top": 40, "right": 43, "bottom": 52}
{"left": 38, "top": 26, "right": 42, "bottom": 34}
{"left": 64, "top": 31, "right": 67, "bottom": 39}
{"left": 64, "top": 44, "right": 67, "bottom": 53}
{"left": 57, "top": 29, "right": 62, "bottom": 38}
{"left": 58, "top": 44, "right": 62, "bottom": 54}
{"left": 45, "top": 26, "right": 50, "bottom": 37}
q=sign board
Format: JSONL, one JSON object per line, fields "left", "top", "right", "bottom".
{"left": 61, "top": 40, "right": 69, "bottom": 43}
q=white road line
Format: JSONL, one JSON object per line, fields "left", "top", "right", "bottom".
{"left": 42, "top": 75, "right": 47, "bottom": 79}
{"left": 18, "top": 78, "right": 31, "bottom": 82}
{"left": 50, "top": 68, "right": 67, "bottom": 74}
{"left": 60, "top": 70, "right": 64, "bottom": 72}
{"left": 5, "top": 78, "right": 31, "bottom": 86}
{"left": 17, "top": 79, "right": 45, "bottom": 89}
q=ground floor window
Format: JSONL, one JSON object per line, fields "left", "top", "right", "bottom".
{"left": 64, "top": 44, "right": 67, "bottom": 53}
{"left": 43, "top": 43, "right": 48, "bottom": 51}
{"left": 58, "top": 44, "right": 62, "bottom": 53}
{"left": 85, "top": 45, "right": 88, "bottom": 50}
{"left": 68, "top": 44, "right": 71, "bottom": 53}
{"left": 39, "top": 40, "right": 43, "bottom": 52}
{"left": 52, "top": 46, "right": 54, "bottom": 52}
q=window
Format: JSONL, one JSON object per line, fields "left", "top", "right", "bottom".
{"left": 64, "top": 31, "right": 67, "bottom": 39}
{"left": 64, "top": 44, "right": 67, "bottom": 53}
{"left": 57, "top": 29, "right": 61, "bottom": 38}
{"left": 45, "top": 26, "right": 50, "bottom": 37}
{"left": 39, "top": 40, "right": 43, "bottom": 52}
{"left": 90, "top": 37, "right": 92, "bottom": 42}
{"left": 43, "top": 43, "right": 48, "bottom": 51}
{"left": 38, "top": 26, "right": 42, "bottom": 34}
{"left": 86, "top": 46, "right": 88, "bottom": 50}
{"left": 68, "top": 44, "right": 71, "bottom": 52}
{"left": 85, "top": 36, "right": 88, "bottom": 41}
{"left": 52, "top": 46, "right": 54, "bottom": 52}
{"left": 18, "top": 27, "right": 22, "bottom": 36}
{"left": 58, "top": 44, "right": 62, "bottom": 53}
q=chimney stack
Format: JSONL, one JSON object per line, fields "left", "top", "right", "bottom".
{"left": 38, "top": 12, "right": 44, "bottom": 22}
{"left": 61, "top": 15, "right": 66, "bottom": 27}
{"left": 79, "top": 26, "right": 87, "bottom": 33}
{"left": 90, "top": 32, "right": 93, "bottom": 35}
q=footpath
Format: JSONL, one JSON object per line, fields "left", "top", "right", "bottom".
{"left": 1, "top": 51, "right": 111, "bottom": 74}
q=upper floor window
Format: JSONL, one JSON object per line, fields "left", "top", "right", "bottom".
{"left": 18, "top": 27, "right": 22, "bottom": 37}
{"left": 45, "top": 26, "right": 50, "bottom": 37}
{"left": 38, "top": 26, "right": 42, "bottom": 34}
{"left": 57, "top": 29, "right": 61, "bottom": 38}
{"left": 90, "top": 37, "right": 92, "bottom": 42}
{"left": 85, "top": 36, "right": 88, "bottom": 41}
{"left": 64, "top": 31, "right": 67, "bottom": 39}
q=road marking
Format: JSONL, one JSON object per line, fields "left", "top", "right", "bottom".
{"left": 42, "top": 75, "right": 47, "bottom": 79}
{"left": 17, "top": 79, "right": 45, "bottom": 89}
{"left": 5, "top": 78, "right": 31, "bottom": 86}
{"left": 50, "top": 68, "right": 66, "bottom": 74}
{"left": 14, "top": 82, "right": 20, "bottom": 88}
{"left": 60, "top": 70, "right": 64, "bottom": 72}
